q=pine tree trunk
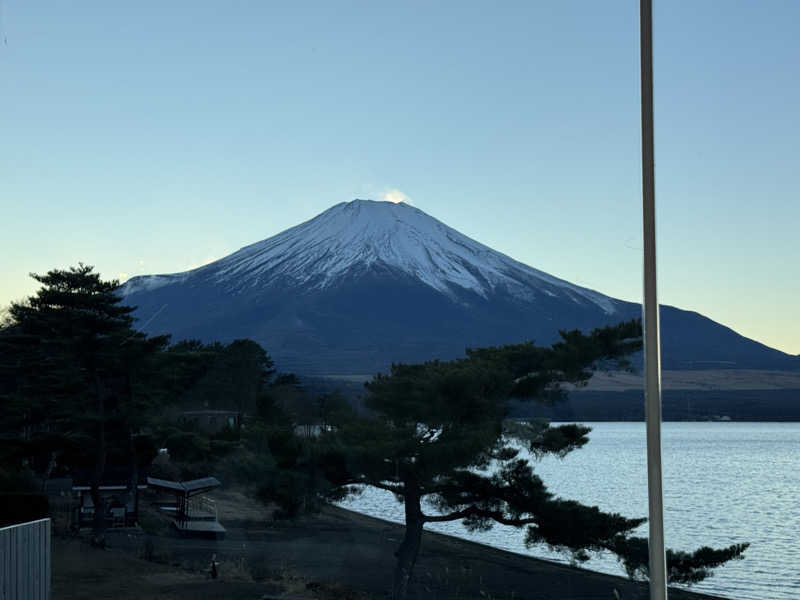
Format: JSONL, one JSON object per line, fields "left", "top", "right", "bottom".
{"left": 128, "top": 374, "right": 139, "bottom": 527}
{"left": 129, "top": 432, "right": 138, "bottom": 526}
{"left": 392, "top": 486, "right": 424, "bottom": 600}
{"left": 91, "top": 373, "right": 107, "bottom": 544}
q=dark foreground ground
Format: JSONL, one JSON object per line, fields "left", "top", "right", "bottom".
{"left": 54, "top": 501, "right": 728, "bottom": 600}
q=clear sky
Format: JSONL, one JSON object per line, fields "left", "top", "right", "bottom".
{"left": 1, "top": 1, "right": 797, "bottom": 355}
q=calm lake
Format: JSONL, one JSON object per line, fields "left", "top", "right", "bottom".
{"left": 338, "top": 422, "right": 800, "bottom": 600}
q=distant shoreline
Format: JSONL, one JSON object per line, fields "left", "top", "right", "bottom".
{"left": 511, "top": 388, "right": 800, "bottom": 422}
{"left": 305, "top": 371, "right": 800, "bottom": 421}
{"left": 569, "top": 369, "right": 800, "bottom": 392}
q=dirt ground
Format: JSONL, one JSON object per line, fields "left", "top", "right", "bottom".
{"left": 53, "top": 491, "right": 726, "bottom": 600}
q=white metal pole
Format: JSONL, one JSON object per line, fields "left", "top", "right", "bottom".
{"left": 640, "top": 1, "right": 668, "bottom": 599}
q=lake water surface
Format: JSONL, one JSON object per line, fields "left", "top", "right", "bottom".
{"left": 338, "top": 422, "right": 800, "bottom": 600}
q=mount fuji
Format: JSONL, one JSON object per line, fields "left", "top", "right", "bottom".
{"left": 121, "top": 200, "right": 796, "bottom": 376}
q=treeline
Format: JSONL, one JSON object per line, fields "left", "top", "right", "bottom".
{"left": 0, "top": 265, "right": 348, "bottom": 531}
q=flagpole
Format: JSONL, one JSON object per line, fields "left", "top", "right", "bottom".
{"left": 640, "top": 1, "right": 668, "bottom": 598}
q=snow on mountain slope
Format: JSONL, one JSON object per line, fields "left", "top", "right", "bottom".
{"left": 123, "top": 199, "right": 618, "bottom": 314}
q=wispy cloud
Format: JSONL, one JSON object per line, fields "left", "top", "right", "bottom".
{"left": 380, "top": 189, "right": 414, "bottom": 205}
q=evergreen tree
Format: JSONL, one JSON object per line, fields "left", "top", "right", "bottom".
{"left": 165, "top": 338, "right": 275, "bottom": 413}
{"left": 315, "top": 320, "right": 747, "bottom": 599}
{"left": 3, "top": 265, "right": 168, "bottom": 539}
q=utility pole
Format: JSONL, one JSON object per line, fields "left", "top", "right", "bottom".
{"left": 640, "top": 0, "right": 668, "bottom": 598}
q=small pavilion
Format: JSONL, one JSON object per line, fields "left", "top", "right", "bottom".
{"left": 146, "top": 476, "right": 226, "bottom": 538}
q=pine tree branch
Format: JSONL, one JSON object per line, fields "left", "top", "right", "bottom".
{"left": 370, "top": 480, "right": 405, "bottom": 494}
{"left": 337, "top": 477, "right": 405, "bottom": 495}
{"left": 423, "top": 505, "right": 537, "bottom": 525}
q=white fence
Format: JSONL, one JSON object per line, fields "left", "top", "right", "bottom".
{"left": 0, "top": 518, "right": 51, "bottom": 600}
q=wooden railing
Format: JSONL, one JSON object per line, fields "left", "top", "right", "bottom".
{"left": 186, "top": 495, "right": 217, "bottom": 520}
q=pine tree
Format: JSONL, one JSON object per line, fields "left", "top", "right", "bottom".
{"left": 316, "top": 320, "right": 747, "bottom": 599}
{"left": 5, "top": 264, "right": 168, "bottom": 539}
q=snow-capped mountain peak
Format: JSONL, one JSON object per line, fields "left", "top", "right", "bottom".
{"left": 120, "top": 199, "right": 798, "bottom": 376}
{"left": 123, "top": 199, "right": 617, "bottom": 314}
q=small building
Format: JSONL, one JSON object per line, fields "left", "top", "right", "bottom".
{"left": 72, "top": 470, "right": 148, "bottom": 529}
{"left": 179, "top": 410, "right": 241, "bottom": 434}
{"left": 146, "top": 476, "right": 225, "bottom": 539}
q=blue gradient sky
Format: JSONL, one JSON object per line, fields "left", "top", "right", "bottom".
{"left": 1, "top": 2, "right": 798, "bottom": 354}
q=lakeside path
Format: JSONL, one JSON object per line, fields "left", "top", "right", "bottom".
{"left": 66, "top": 504, "right": 731, "bottom": 600}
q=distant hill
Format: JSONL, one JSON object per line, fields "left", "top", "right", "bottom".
{"left": 121, "top": 199, "right": 799, "bottom": 376}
